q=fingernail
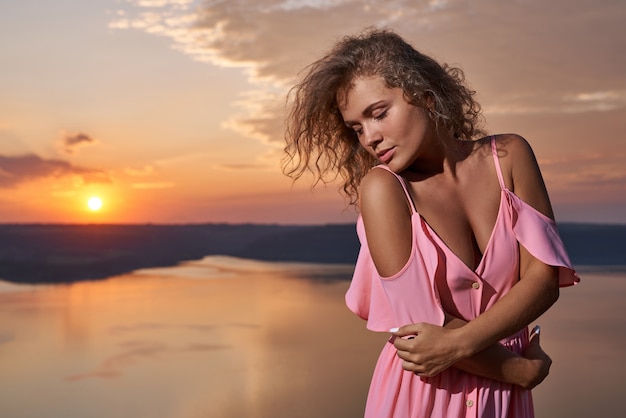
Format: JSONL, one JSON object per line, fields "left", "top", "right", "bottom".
{"left": 389, "top": 327, "right": 399, "bottom": 333}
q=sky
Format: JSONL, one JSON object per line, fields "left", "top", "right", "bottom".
{"left": 1, "top": 0, "right": 625, "bottom": 225}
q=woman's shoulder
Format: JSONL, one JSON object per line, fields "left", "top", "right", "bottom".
{"left": 492, "top": 133, "right": 539, "bottom": 176}
{"left": 471, "top": 133, "right": 533, "bottom": 154}
{"left": 359, "top": 166, "right": 414, "bottom": 219}
{"left": 359, "top": 166, "right": 409, "bottom": 206}
{"left": 473, "top": 134, "right": 538, "bottom": 184}
{"left": 360, "top": 165, "right": 400, "bottom": 187}
{"left": 489, "top": 133, "right": 535, "bottom": 158}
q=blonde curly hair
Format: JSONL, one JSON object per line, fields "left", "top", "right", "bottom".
{"left": 283, "top": 28, "right": 485, "bottom": 205}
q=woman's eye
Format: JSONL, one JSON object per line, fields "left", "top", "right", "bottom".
{"left": 374, "top": 110, "right": 388, "bottom": 121}
{"left": 354, "top": 127, "right": 363, "bottom": 135}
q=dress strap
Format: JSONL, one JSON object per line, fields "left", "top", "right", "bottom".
{"left": 491, "top": 136, "right": 506, "bottom": 190}
{"left": 371, "top": 165, "right": 417, "bottom": 214}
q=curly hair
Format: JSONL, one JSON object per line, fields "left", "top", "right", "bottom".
{"left": 282, "top": 28, "right": 485, "bottom": 205}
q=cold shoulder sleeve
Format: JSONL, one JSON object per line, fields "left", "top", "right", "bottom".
{"left": 345, "top": 215, "right": 446, "bottom": 331}
{"left": 345, "top": 217, "right": 396, "bottom": 331}
{"left": 507, "top": 191, "right": 580, "bottom": 287}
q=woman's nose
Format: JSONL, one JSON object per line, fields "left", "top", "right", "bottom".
{"left": 361, "top": 125, "right": 382, "bottom": 148}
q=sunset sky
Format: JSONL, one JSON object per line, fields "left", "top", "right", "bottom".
{"left": 1, "top": 0, "right": 625, "bottom": 225}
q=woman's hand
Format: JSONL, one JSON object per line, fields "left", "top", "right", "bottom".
{"left": 518, "top": 328, "right": 552, "bottom": 389}
{"left": 391, "top": 323, "right": 467, "bottom": 377}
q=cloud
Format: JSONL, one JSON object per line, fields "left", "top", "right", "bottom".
{"left": 562, "top": 90, "right": 626, "bottom": 113}
{"left": 221, "top": 87, "right": 287, "bottom": 144}
{"left": 484, "top": 90, "right": 626, "bottom": 116}
{"left": 540, "top": 152, "right": 626, "bottom": 190}
{"left": 110, "top": 0, "right": 443, "bottom": 144}
{"left": 0, "top": 153, "right": 111, "bottom": 188}
{"left": 110, "top": 0, "right": 626, "bottom": 143}
{"left": 60, "top": 131, "right": 97, "bottom": 155}
{"left": 110, "top": 1, "right": 379, "bottom": 83}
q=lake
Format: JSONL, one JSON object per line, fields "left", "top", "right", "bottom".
{"left": 0, "top": 256, "right": 624, "bottom": 417}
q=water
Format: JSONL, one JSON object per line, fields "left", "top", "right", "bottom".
{"left": 0, "top": 257, "right": 625, "bottom": 417}
{"left": 0, "top": 257, "right": 378, "bottom": 418}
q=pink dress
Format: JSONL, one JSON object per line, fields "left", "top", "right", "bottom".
{"left": 345, "top": 138, "right": 579, "bottom": 418}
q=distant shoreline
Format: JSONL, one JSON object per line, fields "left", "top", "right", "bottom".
{"left": 0, "top": 222, "right": 624, "bottom": 284}
{"left": 0, "top": 223, "right": 360, "bottom": 284}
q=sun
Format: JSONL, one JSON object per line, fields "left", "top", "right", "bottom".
{"left": 87, "top": 196, "right": 103, "bottom": 211}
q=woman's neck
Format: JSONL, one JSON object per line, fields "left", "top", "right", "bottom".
{"left": 405, "top": 135, "right": 472, "bottom": 178}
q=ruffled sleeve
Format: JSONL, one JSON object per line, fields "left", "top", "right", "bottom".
{"left": 345, "top": 217, "right": 396, "bottom": 331}
{"left": 345, "top": 215, "right": 447, "bottom": 331}
{"left": 508, "top": 191, "right": 580, "bottom": 287}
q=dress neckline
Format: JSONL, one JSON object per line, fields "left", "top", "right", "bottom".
{"left": 417, "top": 188, "right": 506, "bottom": 275}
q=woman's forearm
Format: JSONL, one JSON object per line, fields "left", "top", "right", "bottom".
{"left": 444, "top": 317, "right": 546, "bottom": 389}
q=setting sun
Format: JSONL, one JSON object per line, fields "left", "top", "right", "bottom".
{"left": 87, "top": 196, "right": 103, "bottom": 211}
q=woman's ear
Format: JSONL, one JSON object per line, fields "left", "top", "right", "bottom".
{"left": 424, "top": 92, "right": 435, "bottom": 110}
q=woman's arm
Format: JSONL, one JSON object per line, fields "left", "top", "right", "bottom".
{"left": 392, "top": 135, "right": 560, "bottom": 377}
{"left": 360, "top": 165, "right": 551, "bottom": 388}
{"left": 443, "top": 316, "right": 551, "bottom": 389}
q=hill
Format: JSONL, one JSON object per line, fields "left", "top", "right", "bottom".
{"left": 0, "top": 222, "right": 624, "bottom": 284}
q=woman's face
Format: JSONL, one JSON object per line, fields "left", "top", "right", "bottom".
{"left": 338, "top": 76, "right": 436, "bottom": 173}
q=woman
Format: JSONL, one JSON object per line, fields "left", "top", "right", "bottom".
{"left": 283, "top": 28, "right": 579, "bottom": 418}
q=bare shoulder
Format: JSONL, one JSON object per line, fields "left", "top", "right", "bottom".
{"left": 493, "top": 133, "right": 537, "bottom": 165}
{"left": 360, "top": 167, "right": 410, "bottom": 210}
{"left": 359, "top": 167, "right": 412, "bottom": 230}
{"left": 359, "top": 167, "right": 413, "bottom": 277}
{"left": 492, "top": 133, "right": 554, "bottom": 219}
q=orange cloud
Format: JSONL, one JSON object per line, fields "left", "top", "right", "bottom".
{"left": 60, "top": 131, "right": 97, "bottom": 155}
{"left": 0, "top": 154, "right": 111, "bottom": 188}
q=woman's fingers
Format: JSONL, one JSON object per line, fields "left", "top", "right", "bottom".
{"left": 390, "top": 323, "right": 465, "bottom": 377}
{"left": 390, "top": 323, "right": 422, "bottom": 338}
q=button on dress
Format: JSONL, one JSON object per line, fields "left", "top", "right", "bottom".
{"left": 345, "top": 138, "right": 579, "bottom": 418}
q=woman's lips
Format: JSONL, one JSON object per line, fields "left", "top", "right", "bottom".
{"left": 377, "top": 147, "right": 395, "bottom": 164}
